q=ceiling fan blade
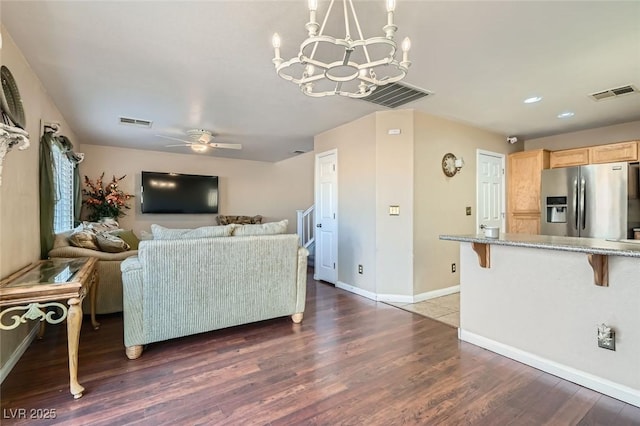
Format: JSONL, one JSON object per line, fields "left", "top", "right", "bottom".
{"left": 156, "top": 134, "right": 191, "bottom": 144}
{"left": 165, "top": 144, "right": 191, "bottom": 147}
{"left": 209, "top": 143, "right": 242, "bottom": 150}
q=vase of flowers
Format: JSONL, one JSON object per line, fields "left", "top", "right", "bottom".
{"left": 82, "top": 173, "right": 134, "bottom": 221}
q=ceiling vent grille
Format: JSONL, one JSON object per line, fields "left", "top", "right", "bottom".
{"left": 589, "top": 85, "right": 638, "bottom": 101}
{"left": 359, "top": 82, "right": 432, "bottom": 108}
{"left": 119, "top": 116, "right": 153, "bottom": 128}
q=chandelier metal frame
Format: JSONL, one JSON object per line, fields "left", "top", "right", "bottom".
{"left": 272, "top": 0, "right": 411, "bottom": 98}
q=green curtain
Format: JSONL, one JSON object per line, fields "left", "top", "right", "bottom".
{"left": 39, "top": 132, "right": 56, "bottom": 259}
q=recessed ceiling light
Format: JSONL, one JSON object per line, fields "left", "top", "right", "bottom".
{"left": 557, "top": 112, "right": 575, "bottom": 119}
{"left": 524, "top": 96, "right": 542, "bottom": 104}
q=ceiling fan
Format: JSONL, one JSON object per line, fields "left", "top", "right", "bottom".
{"left": 157, "top": 129, "right": 242, "bottom": 153}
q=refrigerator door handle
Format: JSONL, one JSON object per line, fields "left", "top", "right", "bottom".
{"left": 580, "top": 177, "right": 586, "bottom": 230}
{"left": 573, "top": 178, "right": 579, "bottom": 230}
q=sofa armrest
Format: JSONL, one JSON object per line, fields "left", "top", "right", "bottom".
{"left": 121, "top": 256, "right": 144, "bottom": 347}
{"left": 49, "top": 246, "right": 138, "bottom": 261}
{"left": 295, "top": 247, "right": 309, "bottom": 314}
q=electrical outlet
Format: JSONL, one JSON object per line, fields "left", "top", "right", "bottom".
{"left": 466, "top": 206, "right": 471, "bottom": 216}
{"left": 451, "top": 263, "right": 456, "bottom": 273}
{"left": 597, "top": 324, "right": 616, "bottom": 351}
{"left": 358, "top": 264, "right": 363, "bottom": 274}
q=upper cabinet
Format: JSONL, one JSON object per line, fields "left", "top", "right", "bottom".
{"left": 507, "top": 149, "right": 550, "bottom": 215}
{"left": 589, "top": 141, "right": 639, "bottom": 164}
{"left": 550, "top": 148, "right": 589, "bottom": 168}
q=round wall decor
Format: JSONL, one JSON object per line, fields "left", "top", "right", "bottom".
{"left": 1, "top": 66, "right": 26, "bottom": 129}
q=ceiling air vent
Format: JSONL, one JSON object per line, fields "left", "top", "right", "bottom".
{"left": 359, "top": 82, "right": 432, "bottom": 108}
{"left": 589, "top": 85, "right": 638, "bottom": 101}
{"left": 291, "top": 150, "right": 307, "bottom": 155}
{"left": 119, "top": 116, "right": 153, "bottom": 128}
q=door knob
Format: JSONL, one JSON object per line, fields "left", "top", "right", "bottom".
{"left": 316, "top": 223, "right": 322, "bottom": 228}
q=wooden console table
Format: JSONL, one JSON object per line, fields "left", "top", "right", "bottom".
{"left": 0, "top": 257, "right": 99, "bottom": 399}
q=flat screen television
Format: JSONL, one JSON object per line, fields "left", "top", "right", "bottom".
{"left": 141, "top": 171, "right": 219, "bottom": 214}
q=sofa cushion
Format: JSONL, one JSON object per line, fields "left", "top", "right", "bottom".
{"left": 216, "top": 215, "right": 263, "bottom": 225}
{"left": 96, "top": 231, "right": 131, "bottom": 253}
{"left": 68, "top": 229, "right": 100, "bottom": 250}
{"left": 232, "top": 220, "right": 288, "bottom": 236}
{"left": 110, "top": 229, "right": 140, "bottom": 250}
{"left": 151, "top": 224, "right": 235, "bottom": 240}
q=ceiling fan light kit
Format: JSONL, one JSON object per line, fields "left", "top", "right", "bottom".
{"left": 157, "top": 129, "right": 242, "bottom": 154}
{"left": 272, "top": 0, "right": 412, "bottom": 98}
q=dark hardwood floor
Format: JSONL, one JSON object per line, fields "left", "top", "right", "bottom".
{"left": 2, "top": 272, "right": 639, "bottom": 425}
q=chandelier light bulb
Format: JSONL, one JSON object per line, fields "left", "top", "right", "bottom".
{"left": 401, "top": 37, "right": 411, "bottom": 52}
{"left": 308, "top": 0, "right": 318, "bottom": 12}
{"left": 386, "top": 0, "right": 396, "bottom": 12}
{"left": 306, "top": 64, "right": 315, "bottom": 77}
{"left": 272, "top": 33, "right": 281, "bottom": 49}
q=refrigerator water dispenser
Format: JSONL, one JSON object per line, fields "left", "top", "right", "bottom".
{"left": 546, "top": 196, "right": 567, "bottom": 223}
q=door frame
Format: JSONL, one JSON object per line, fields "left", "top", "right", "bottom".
{"left": 314, "top": 148, "right": 338, "bottom": 283}
{"left": 476, "top": 149, "right": 506, "bottom": 232}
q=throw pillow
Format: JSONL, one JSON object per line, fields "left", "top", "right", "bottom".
{"left": 233, "top": 219, "right": 288, "bottom": 236}
{"left": 109, "top": 229, "right": 140, "bottom": 250}
{"left": 83, "top": 219, "right": 120, "bottom": 233}
{"left": 216, "top": 215, "right": 263, "bottom": 225}
{"left": 150, "top": 224, "right": 235, "bottom": 240}
{"left": 139, "top": 230, "right": 153, "bottom": 241}
{"left": 95, "top": 232, "right": 130, "bottom": 253}
{"left": 68, "top": 230, "right": 100, "bottom": 251}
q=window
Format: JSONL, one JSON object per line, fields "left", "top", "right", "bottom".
{"left": 52, "top": 143, "right": 75, "bottom": 233}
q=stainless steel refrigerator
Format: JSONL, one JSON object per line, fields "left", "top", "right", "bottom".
{"left": 540, "top": 162, "right": 640, "bottom": 239}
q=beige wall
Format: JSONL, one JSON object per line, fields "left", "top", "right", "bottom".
{"left": 413, "top": 111, "right": 519, "bottom": 295}
{"left": 79, "top": 145, "right": 314, "bottom": 235}
{"left": 315, "top": 114, "right": 377, "bottom": 293}
{"left": 0, "top": 27, "right": 79, "bottom": 370}
{"left": 525, "top": 120, "right": 640, "bottom": 151}
{"left": 375, "top": 110, "right": 414, "bottom": 297}
{"left": 314, "top": 109, "right": 518, "bottom": 299}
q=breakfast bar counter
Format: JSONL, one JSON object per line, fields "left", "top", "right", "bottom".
{"left": 439, "top": 233, "right": 640, "bottom": 408}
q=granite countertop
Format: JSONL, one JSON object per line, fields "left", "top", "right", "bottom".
{"left": 439, "top": 233, "right": 640, "bottom": 258}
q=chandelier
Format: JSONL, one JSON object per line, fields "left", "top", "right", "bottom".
{"left": 272, "top": 0, "right": 411, "bottom": 98}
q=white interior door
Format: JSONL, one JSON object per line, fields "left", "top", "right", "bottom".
{"left": 314, "top": 150, "right": 338, "bottom": 284}
{"left": 476, "top": 150, "right": 505, "bottom": 233}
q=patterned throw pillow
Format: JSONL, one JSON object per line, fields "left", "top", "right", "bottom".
{"left": 68, "top": 230, "right": 100, "bottom": 251}
{"left": 109, "top": 229, "right": 140, "bottom": 250}
{"left": 216, "top": 215, "right": 263, "bottom": 225}
{"left": 232, "top": 220, "right": 288, "bottom": 236}
{"left": 150, "top": 224, "right": 235, "bottom": 240}
{"left": 83, "top": 219, "right": 120, "bottom": 233}
{"left": 95, "top": 232, "right": 130, "bottom": 253}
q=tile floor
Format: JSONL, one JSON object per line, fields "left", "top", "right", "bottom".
{"left": 387, "top": 293, "right": 460, "bottom": 328}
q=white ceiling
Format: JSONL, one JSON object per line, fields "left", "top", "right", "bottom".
{"left": 3, "top": 1, "right": 640, "bottom": 162}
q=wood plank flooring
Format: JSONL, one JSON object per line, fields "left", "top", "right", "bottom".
{"left": 2, "top": 273, "right": 639, "bottom": 425}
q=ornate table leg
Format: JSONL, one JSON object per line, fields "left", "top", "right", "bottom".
{"left": 66, "top": 296, "right": 84, "bottom": 399}
{"left": 90, "top": 271, "right": 100, "bottom": 330}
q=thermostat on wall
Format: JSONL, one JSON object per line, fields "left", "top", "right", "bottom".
{"left": 388, "top": 129, "right": 401, "bottom": 135}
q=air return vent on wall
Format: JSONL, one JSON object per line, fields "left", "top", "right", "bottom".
{"left": 589, "top": 85, "right": 639, "bottom": 101}
{"left": 359, "top": 82, "right": 432, "bottom": 108}
{"left": 119, "top": 116, "right": 153, "bottom": 128}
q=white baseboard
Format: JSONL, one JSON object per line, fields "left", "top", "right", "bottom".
{"left": 336, "top": 281, "right": 378, "bottom": 301}
{"left": 459, "top": 329, "right": 640, "bottom": 408}
{"left": 0, "top": 325, "right": 39, "bottom": 384}
{"left": 336, "top": 282, "right": 460, "bottom": 304}
{"left": 413, "top": 285, "right": 460, "bottom": 303}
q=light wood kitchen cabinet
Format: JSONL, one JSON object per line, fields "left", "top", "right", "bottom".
{"left": 507, "top": 149, "right": 550, "bottom": 234}
{"left": 550, "top": 148, "right": 590, "bottom": 168}
{"left": 589, "top": 141, "right": 638, "bottom": 164}
{"left": 508, "top": 214, "right": 540, "bottom": 234}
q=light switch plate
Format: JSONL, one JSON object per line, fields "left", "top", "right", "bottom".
{"left": 466, "top": 206, "right": 472, "bottom": 216}
{"left": 389, "top": 205, "right": 400, "bottom": 216}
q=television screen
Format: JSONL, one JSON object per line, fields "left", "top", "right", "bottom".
{"left": 141, "top": 171, "right": 219, "bottom": 214}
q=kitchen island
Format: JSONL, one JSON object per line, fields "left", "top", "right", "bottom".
{"left": 440, "top": 233, "right": 640, "bottom": 407}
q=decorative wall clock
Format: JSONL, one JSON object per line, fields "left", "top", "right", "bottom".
{"left": 442, "top": 152, "right": 458, "bottom": 177}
